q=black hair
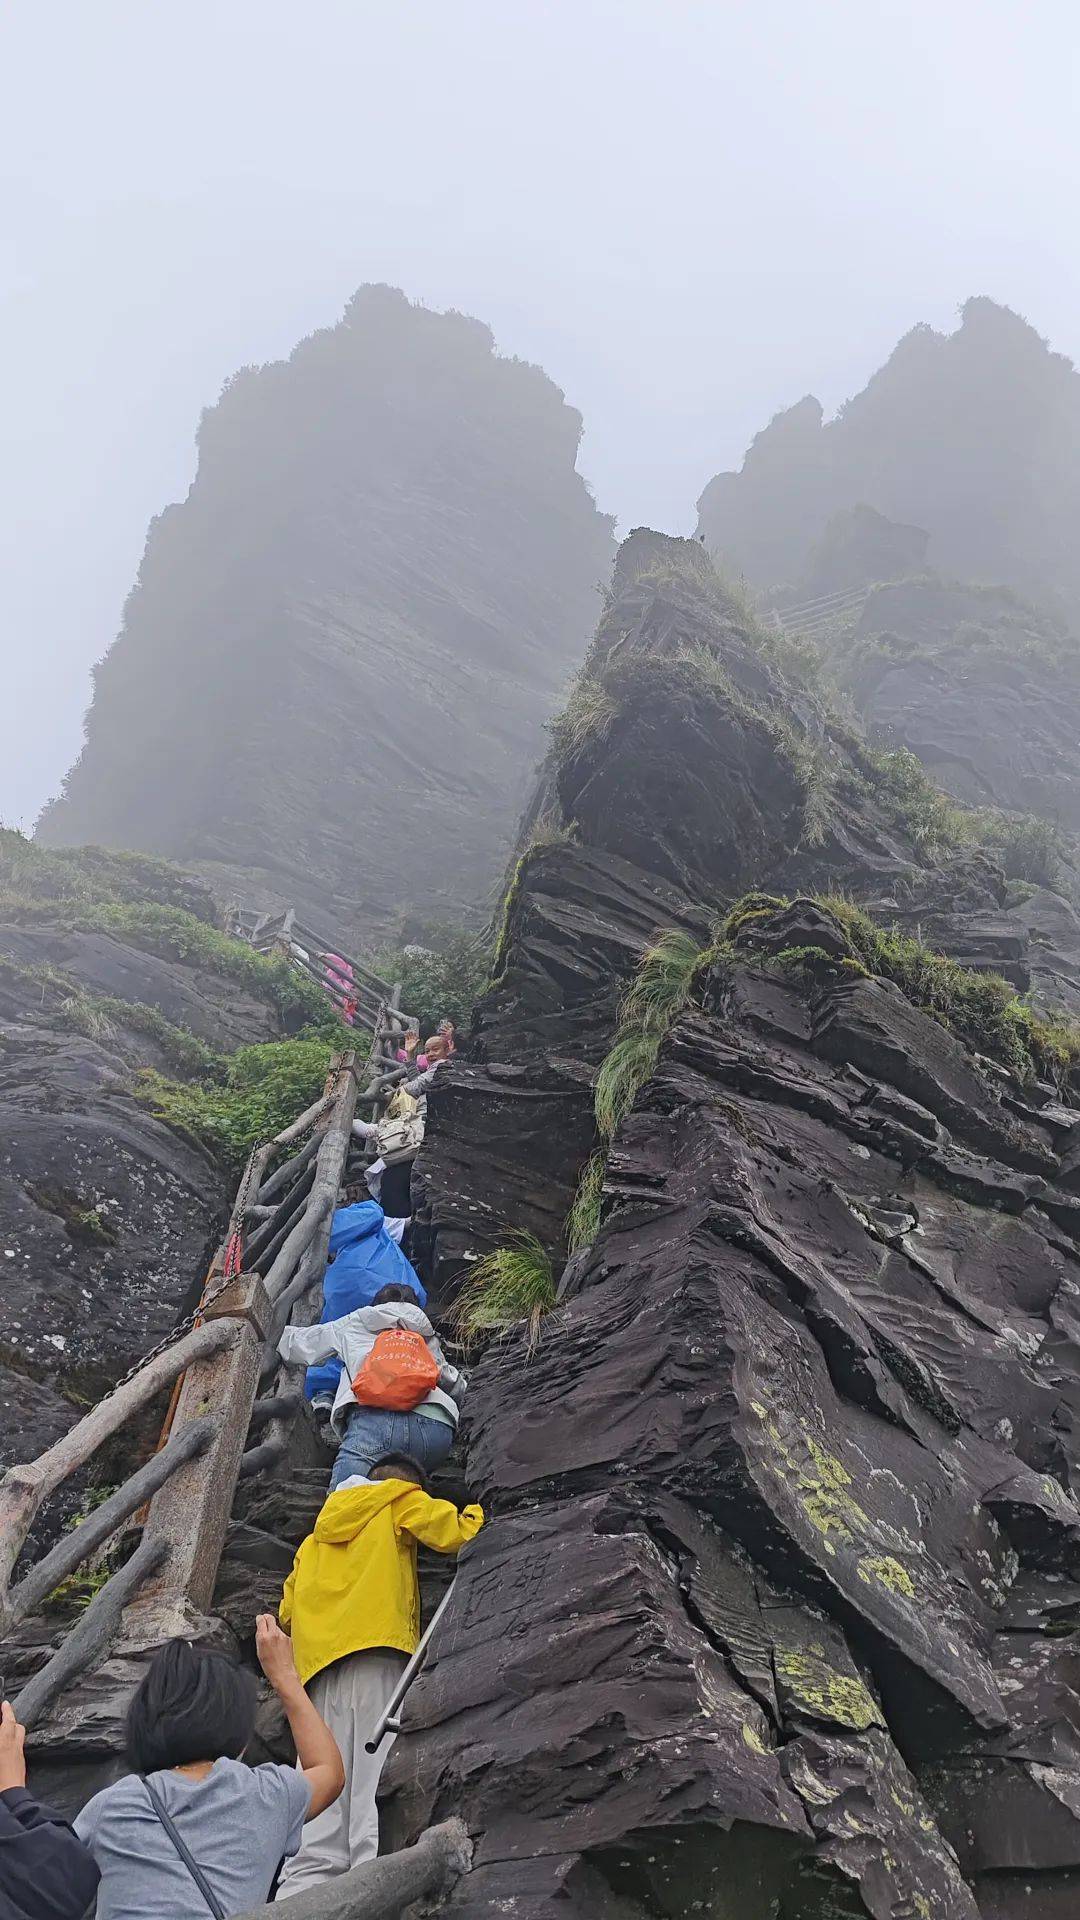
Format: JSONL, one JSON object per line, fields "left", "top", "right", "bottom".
{"left": 370, "top": 1453, "right": 428, "bottom": 1491}
{"left": 126, "top": 1638, "right": 258, "bottom": 1773}
{"left": 372, "top": 1282, "right": 420, "bottom": 1306}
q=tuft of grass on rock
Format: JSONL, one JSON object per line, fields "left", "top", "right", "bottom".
{"left": 451, "top": 1233, "right": 557, "bottom": 1347}
{"left": 566, "top": 1151, "right": 606, "bottom": 1254}
{"left": 594, "top": 1030, "right": 661, "bottom": 1138}
{"left": 725, "top": 888, "right": 1080, "bottom": 1090}
{"left": 620, "top": 927, "right": 706, "bottom": 1037}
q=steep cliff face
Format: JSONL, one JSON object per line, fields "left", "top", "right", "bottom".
{"left": 385, "top": 535, "right": 1080, "bottom": 1919}
{"left": 0, "top": 835, "right": 328, "bottom": 1476}
{"left": 37, "top": 286, "right": 614, "bottom": 942}
{"left": 824, "top": 578, "right": 1080, "bottom": 829}
{"left": 697, "top": 299, "right": 1080, "bottom": 623}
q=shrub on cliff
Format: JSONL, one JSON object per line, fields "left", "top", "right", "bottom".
{"left": 137, "top": 1035, "right": 334, "bottom": 1168}
{"left": 0, "top": 829, "right": 216, "bottom": 920}
{"left": 366, "top": 924, "right": 489, "bottom": 1037}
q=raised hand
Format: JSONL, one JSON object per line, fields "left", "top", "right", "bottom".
{"left": 0, "top": 1700, "right": 27, "bottom": 1793}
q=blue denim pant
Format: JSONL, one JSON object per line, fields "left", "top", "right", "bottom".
{"left": 329, "top": 1406, "right": 455, "bottom": 1490}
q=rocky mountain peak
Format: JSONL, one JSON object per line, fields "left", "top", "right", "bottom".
{"left": 37, "top": 287, "right": 614, "bottom": 944}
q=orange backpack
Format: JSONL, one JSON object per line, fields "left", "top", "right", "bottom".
{"left": 351, "top": 1327, "right": 439, "bottom": 1411}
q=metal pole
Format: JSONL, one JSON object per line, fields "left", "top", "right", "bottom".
{"left": 364, "top": 1578, "right": 456, "bottom": 1752}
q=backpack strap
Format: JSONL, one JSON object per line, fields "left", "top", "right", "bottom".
{"left": 141, "top": 1776, "right": 227, "bottom": 1919}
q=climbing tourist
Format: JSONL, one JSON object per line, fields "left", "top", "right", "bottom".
{"left": 320, "top": 953, "right": 358, "bottom": 1026}
{"left": 274, "top": 1455, "right": 483, "bottom": 1896}
{"left": 402, "top": 1034, "right": 450, "bottom": 1106}
{"left": 363, "top": 1082, "right": 430, "bottom": 1217}
{"left": 278, "top": 1281, "right": 465, "bottom": 1487}
{"left": 73, "top": 1622, "right": 344, "bottom": 1917}
{"left": 0, "top": 1699, "right": 100, "bottom": 1919}
{"left": 302, "top": 1194, "right": 426, "bottom": 1421}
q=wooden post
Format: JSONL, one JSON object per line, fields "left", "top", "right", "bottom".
{"left": 120, "top": 1051, "right": 359, "bottom": 1642}
{"left": 119, "top": 1273, "right": 271, "bottom": 1641}
{"left": 0, "top": 1318, "right": 237, "bottom": 1612}
{"left": 233, "top": 1820, "right": 471, "bottom": 1920}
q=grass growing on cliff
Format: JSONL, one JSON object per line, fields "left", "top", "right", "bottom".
{"left": 55, "top": 987, "right": 222, "bottom": 1080}
{"left": 566, "top": 1151, "right": 606, "bottom": 1253}
{"left": 725, "top": 889, "right": 1080, "bottom": 1089}
{"left": 0, "top": 874, "right": 338, "bottom": 1035}
{"left": 0, "top": 954, "right": 223, "bottom": 1081}
{"left": 76, "top": 903, "right": 338, "bottom": 1030}
{"left": 451, "top": 1233, "right": 557, "bottom": 1346}
{"left": 549, "top": 631, "right": 836, "bottom": 857}
{"left": 490, "top": 820, "right": 576, "bottom": 983}
{"left": 136, "top": 1035, "right": 334, "bottom": 1168}
{"left": 824, "top": 895, "right": 1080, "bottom": 1085}
{"left": 595, "top": 1031, "right": 661, "bottom": 1138}
{"left": 0, "top": 828, "right": 217, "bottom": 920}
{"left": 841, "top": 743, "right": 1065, "bottom": 883}
{"left": 620, "top": 927, "right": 707, "bottom": 1036}
{"left": 595, "top": 925, "right": 720, "bottom": 1138}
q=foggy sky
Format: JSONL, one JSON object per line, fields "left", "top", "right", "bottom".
{"left": 3, "top": 0, "right": 1079, "bottom": 828}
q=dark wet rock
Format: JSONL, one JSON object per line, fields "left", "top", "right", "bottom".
{"left": 826, "top": 577, "right": 1080, "bottom": 837}
{"left": 0, "top": 914, "right": 270, "bottom": 1466}
{"left": 391, "top": 537, "right": 1080, "bottom": 1915}
{"left": 0, "top": 920, "right": 280, "bottom": 1050}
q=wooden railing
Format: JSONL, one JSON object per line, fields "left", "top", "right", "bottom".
{"left": 770, "top": 582, "right": 869, "bottom": 639}
{"left": 0, "top": 978, "right": 412, "bottom": 1731}
{"left": 227, "top": 905, "right": 399, "bottom": 1039}
{"left": 0, "top": 921, "right": 476, "bottom": 1912}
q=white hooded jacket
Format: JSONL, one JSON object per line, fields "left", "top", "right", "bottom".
{"left": 278, "top": 1300, "right": 464, "bottom": 1436}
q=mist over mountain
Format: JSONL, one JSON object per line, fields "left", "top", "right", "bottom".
{"left": 697, "top": 298, "right": 1080, "bottom": 621}
{"left": 37, "top": 285, "right": 613, "bottom": 941}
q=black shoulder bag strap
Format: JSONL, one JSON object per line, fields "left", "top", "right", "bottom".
{"left": 140, "top": 1775, "right": 226, "bottom": 1919}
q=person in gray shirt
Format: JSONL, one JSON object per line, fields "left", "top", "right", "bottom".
{"left": 75, "top": 1616, "right": 343, "bottom": 1918}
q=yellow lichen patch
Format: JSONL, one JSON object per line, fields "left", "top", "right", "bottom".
{"left": 774, "top": 1648, "right": 884, "bottom": 1731}
{"left": 857, "top": 1554, "right": 916, "bottom": 1599}
{"left": 741, "top": 1722, "right": 768, "bottom": 1754}
{"left": 798, "top": 1435, "right": 870, "bottom": 1554}
{"left": 913, "top": 1895, "right": 932, "bottom": 1919}
{"left": 752, "top": 1403, "right": 871, "bottom": 1556}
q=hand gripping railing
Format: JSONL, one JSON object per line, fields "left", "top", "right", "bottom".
{"left": 0, "top": 1020, "right": 397, "bottom": 1731}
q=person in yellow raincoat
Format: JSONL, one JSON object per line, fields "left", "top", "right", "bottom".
{"left": 274, "top": 1455, "right": 483, "bottom": 1898}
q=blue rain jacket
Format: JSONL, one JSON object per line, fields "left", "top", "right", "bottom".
{"left": 304, "top": 1201, "right": 427, "bottom": 1403}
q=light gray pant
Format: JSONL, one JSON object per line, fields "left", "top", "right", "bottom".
{"left": 274, "top": 1649, "right": 407, "bottom": 1898}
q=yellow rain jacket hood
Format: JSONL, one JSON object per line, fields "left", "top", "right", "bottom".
{"left": 280, "top": 1476, "right": 484, "bottom": 1685}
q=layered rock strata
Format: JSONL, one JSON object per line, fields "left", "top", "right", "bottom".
{"left": 386, "top": 534, "right": 1080, "bottom": 1919}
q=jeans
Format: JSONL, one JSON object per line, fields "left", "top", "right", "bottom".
{"left": 329, "top": 1406, "right": 455, "bottom": 1489}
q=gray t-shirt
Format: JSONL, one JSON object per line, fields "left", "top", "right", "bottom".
{"left": 74, "top": 1757, "right": 310, "bottom": 1917}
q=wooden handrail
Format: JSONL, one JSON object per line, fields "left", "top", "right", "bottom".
{"left": 0, "top": 1320, "right": 237, "bottom": 1608}
{"left": 5, "top": 1416, "right": 218, "bottom": 1628}
{"left": 233, "top": 1820, "right": 471, "bottom": 1920}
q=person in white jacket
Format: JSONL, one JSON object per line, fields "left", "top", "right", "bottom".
{"left": 278, "top": 1284, "right": 465, "bottom": 1489}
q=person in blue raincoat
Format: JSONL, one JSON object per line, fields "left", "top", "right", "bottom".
{"left": 306, "top": 1193, "right": 426, "bottom": 1417}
